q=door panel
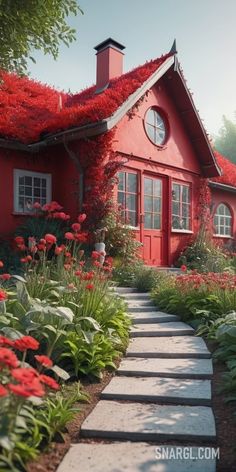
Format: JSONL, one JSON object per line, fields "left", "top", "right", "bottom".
{"left": 142, "top": 175, "right": 167, "bottom": 266}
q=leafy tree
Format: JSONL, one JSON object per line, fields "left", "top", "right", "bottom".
{"left": 0, "top": 0, "right": 83, "bottom": 73}
{"left": 214, "top": 113, "right": 236, "bottom": 163}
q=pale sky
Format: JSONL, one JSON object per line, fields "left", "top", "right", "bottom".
{"left": 28, "top": 0, "right": 236, "bottom": 136}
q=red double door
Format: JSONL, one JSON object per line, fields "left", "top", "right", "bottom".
{"left": 117, "top": 171, "right": 168, "bottom": 266}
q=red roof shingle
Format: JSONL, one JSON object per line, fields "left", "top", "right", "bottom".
{"left": 213, "top": 150, "right": 236, "bottom": 188}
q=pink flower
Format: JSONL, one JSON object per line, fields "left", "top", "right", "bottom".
{"left": 78, "top": 213, "right": 87, "bottom": 223}
{"left": 45, "top": 234, "right": 57, "bottom": 245}
{"left": 71, "top": 223, "right": 81, "bottom": 232}
{"left": 65, "top": 232, "right": 75, "bottom": 240}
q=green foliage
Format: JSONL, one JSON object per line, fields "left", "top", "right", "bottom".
{"left": 63, "top": 331, "right": 118, "bottom": 379}
{"left": 0, "top": 383, "right": 85, "bottom": 471}
{"left": 132, "top": 266, "right": 164, "bottom": 292}
{"left": 104, "top": 207, "right": 142, "bottom": 265}
{"left": 177, "top": 226, "right": 229, "bottom": 273}
{"left": 15, "top": 216, "right": 69, "bottom": 245}
{"left": 0, "top": 0, "right": 83, "bottom": 73}
{"left": 151, "top": 273, "right": 236, "bottom": 322}
{"left": 214, "top": 113, "right": 236, "bottom": 163}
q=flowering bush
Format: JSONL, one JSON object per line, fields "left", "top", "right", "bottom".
{"left": 0, "top": 335, "right": 63, "bottom": 469}
{"left": 151, "top": 271, "right": 236, "bottom": 321}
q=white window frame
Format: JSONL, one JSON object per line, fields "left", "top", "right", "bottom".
{"left": 171, "top": 182, "right": 192, "bottom": 233}
{"left": 117, "top": 171, "right": 139, "bottom": 229}
{"left": 213, "top": 203, "right": 232, "bottom": 237}
{"left": 14, "top": 169, "right": 52, "bottom": 214}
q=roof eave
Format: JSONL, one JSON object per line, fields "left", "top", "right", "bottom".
{"left": 209, "top": 180, "right": 236, "bottom": 194}
{"left": 173, "top": 58, "right": 221, "bottom": 178}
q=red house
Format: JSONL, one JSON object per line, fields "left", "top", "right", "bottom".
{"left": 0, "top": 38, "right": 236, "bottom": 266}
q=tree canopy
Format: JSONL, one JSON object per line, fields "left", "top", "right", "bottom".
{"left": 0, "top": 0, "right": 82, "bottom": 74}
{"left": 214, "top": 114, "right": 236, "bottom": 163}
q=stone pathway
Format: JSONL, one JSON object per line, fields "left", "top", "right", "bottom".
{"left": 57, "top": 287, "right": 216, "bottom": 472}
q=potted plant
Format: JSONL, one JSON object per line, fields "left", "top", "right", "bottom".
{"left": 94, "top": 227, "right": 107, "bottom": 264}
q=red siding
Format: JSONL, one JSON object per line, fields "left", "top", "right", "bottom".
{"left": 114, "top": 78, "right": 202, "bottom": 265}
{"left": 0, "top": 146, "right": 80, "bottom": 238}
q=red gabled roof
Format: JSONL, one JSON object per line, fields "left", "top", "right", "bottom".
{"left": 212, "top": 150, "right": 236, "bottom": 188}
{"left": 0, "top": 53, "right": 171, "bottom": 144}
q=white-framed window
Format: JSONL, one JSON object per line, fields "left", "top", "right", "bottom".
{"left": 14, "top": 169, "right": 52, "bottom": 213}
{"left": 172, "top": 182, "right": 191, "bottom": 231}
{"left": 214, "top": 203, "right": 232, "bottom": 237}
{"left": 144, "top": 108, "right": 167, "bottom": 146}
{"left": 117, "top": 171, "right": 138, "bottom": 227}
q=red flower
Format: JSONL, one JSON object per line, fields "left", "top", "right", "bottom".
{"left": 0, "top": 348, "right": 19, "bottom": 368}
{"left": 9, "top": 380, "right": 45, "bottom": 397}
{"left": 0, "top": 260, "right": 4, "bottom": 268}
{"left": 78, "top": 213, "right": 87, "bottom": 223}
{"left": 0, "top": 336, "right": 14, "bottom": 347}
{"left": 55, "top": 246, "right": 64, "bottom": 255}
{"left": 14, "top": 336, "right": 39, "bottom": 352}
{"left": 65, "top": 232, "right": 75, "bottom": 240}
{"left": 180, "top": 265, "right": 187, "bottom": 272}
{"left": 26, "top": 255, "right": 32, "bottom": 262}
{"left": 64, "top": 263, "right": 71, "bottom": 271}
{"left": 86, "top": 283, "right": 94, "bottom": 290}
{"left": 91, "top": 251, "right": 100, "bottom": 259}
{"left": 83, "top": 271, "right": 94, "bottom": 281}
{"left": 15, "top": 236, "right": 24, "bottom": 246}
{"left": 75, "top": 270, "right": 82, "bottom": 277}
{"left": 11, "top": 367, "right": 38, "bottom": 383}
{"left": 0, "top": 273, "right": 11, "bottom": 281}
{"left": 93, "top": 261, "right": 101, "bottom": 268}
{"left": 33, "top": 202, "right": 41, "bottom": 209}
{"left": 38, "top": 243, "right": 46, "bottom": 251}
{"left": 74, "top": 232, "right": 88, "bottom": 243}
{"left": 44, "top": 233, "right": 57, "bottom": 244}
{"left": 71, "top": 223, "right": 81, "bottom": 232}
{"left": 39, "top": 374, "right": 59, "bottom": 390}
{"left": 53, "top": 211, "right": 70, "bottom": 221}
{"left": 35, "top": 355, "right": 53, "bottom": 367}
{"left": 0, "top": 384, "right": 8, "bottom": 397}
{"left": 0, "top": 289, "right": 8, "bottom": 301}
{"left": 20, "top": 258, "right": 27, "bottom": 263}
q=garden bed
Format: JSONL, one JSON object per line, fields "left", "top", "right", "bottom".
{"left": 27, "top": 370, "right": 115, "bottom": 472}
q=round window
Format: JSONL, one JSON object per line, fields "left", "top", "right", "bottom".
{"left": 144, "top": 108, "right": 167, "bottom": 146}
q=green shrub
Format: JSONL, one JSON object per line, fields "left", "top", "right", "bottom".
{"left": 132, "top": 266, "right": 165, "bottom": 292}
{"left": 177, "top": 225, "right": 229, "bottom": 273}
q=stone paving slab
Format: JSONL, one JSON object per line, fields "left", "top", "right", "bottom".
{"left": 127, "top": 305, "right": 160, "bottom": 313}
{"left": 126, "top": 336, "right": 211, "bottom": 359}
{"left": 81, "top": 400, "right": 216, "bottom": 441}
{"left": 114, "top": 287, "right": 137, "bottom": 293}
{"left": 120, "top": 292, "right": 151, "bottom": 299}
{"left": 57, "top": 442, "right": 216, "bottom": 472}
{"left": 118, "top": 357, "right": 213, "bottom": 379}
{"left": 130, "top": 322, "right": 194, "bottom": 337}
{"left": 101, "top": 376, "right": 211, "bottom": 406}
{"left": 126, "top": 299, "right": 156, "bottom": 307}
{"left": 128, "top": 311, "right": 180, "bottom": 324}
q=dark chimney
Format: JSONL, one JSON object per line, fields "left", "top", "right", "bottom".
{"left": 94, "top": 38, "right": 125, "bottom": 91}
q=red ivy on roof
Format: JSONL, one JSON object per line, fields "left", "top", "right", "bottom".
{"left": 213, "top": 150, "right": 236, "bottom": 188}
{"left": 0, "top": 53, "right": 171, "bottom": 144}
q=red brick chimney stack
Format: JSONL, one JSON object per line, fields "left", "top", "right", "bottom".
{"left": 94, "top": 38, "right": 125, "bottom": 91}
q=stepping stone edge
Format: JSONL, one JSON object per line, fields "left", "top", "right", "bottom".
{"left": 81, "top": 401, "right": 216, "bottom": 442}
{"left": 57, "top": 443, "right": 216, "bottom": 472}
